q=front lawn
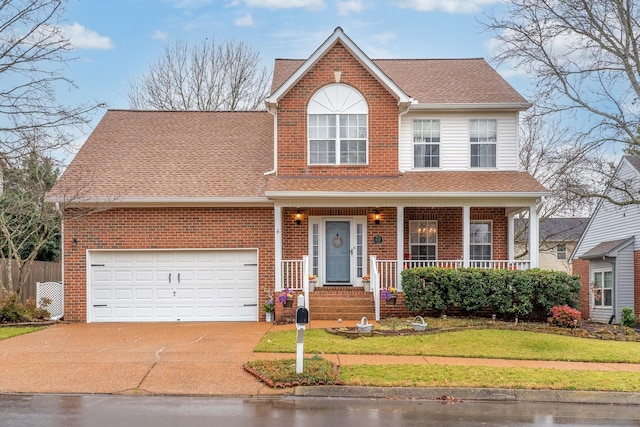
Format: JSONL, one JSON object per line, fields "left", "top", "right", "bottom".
{"left": 255, "top": 326, "right": 640, "bottom": 363}
{"left": 0, "top": 326, "right": 44, "bottom": 340}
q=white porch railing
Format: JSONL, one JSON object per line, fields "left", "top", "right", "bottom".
{"left": 281, "top": 260, "right": 304, "bottom": 291}
{"left": 374, "top": 259, "right": 531, "bottom": 291}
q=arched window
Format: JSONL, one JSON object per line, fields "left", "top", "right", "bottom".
{"left": 308, "top": 84, "right": 368, "bottom": 165}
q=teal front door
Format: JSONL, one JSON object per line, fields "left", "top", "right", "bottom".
{"left": 326, "top": 221, "right": 350, "bottom": 283}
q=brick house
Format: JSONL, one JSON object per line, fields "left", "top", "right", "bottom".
{"left": 571, "top": 155, "right": 640, "bottom": 324}
{"left": 48, "top": 27, "right": 548, "bottom": 323}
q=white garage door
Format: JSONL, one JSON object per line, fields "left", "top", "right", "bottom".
{"left": 89, "top": 250, "right": 258, "bottom": 322}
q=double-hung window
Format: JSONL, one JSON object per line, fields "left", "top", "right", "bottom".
{"left": 409, "top": 221, "right": 437, "bottom": 260}
{"left": 592, "top": 270, "right": 613, "bottom": 307}
{"left": 556, "top": 244, "right": 567, "bottom": 260}
{"left": 470, "top": 221, "right": 492, "bottom": 260}
{"left": 470, "top": 119, "right": 497, "bottom": 168}
{"left": 413, "top": 119, "right": 440, "bottom": 168}
{"left": 308, "top": 84, "right": 368, "bottom": 165}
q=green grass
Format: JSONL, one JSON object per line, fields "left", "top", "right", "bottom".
{"left": 0, "top": 326, "right": 44, "bottom": 340}
{"left": 341, "top": 364, "right": 640, "bottom": 392}
{"left": 255, "top": 329, "right": 640, "bottom": 363}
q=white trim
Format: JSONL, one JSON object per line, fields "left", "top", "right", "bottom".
{"left": 275, "top": 204, "right": 283, "bottom": 291}
{"left": 265, "top": 191, "right": 550, "bottom": 199}
{"left": 409, "top": 102, "right": 531, "bottom": 111}
{"left": 396, "top": 206, "right": 404, "bottom": 289}
{"left": 49, "top": 197, "right": 273, "bottom": 207}
{"left": 462, "top": 206, "right": 470, "bottom": 267}
{"left": 508, "top": 212, "right": 515, "bottom": 260}
{"left": 528, "top": 204, "right": 539, "bottom": 268}
{"left": 470, "top": 219, "right": 493, "bottom": 261}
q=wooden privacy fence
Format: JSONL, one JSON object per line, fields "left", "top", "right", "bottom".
{"left": 0, "top": 259, "right": 62, "bottom": 301}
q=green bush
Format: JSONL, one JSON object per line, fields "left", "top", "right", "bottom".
{"left": 621, "top": 307, "right": 636, "bottom": 328}
{"left": 0, "top": 293, "right": 51, "bottom": 323}
{"left": 402, "top": 267, "right": 581, "bottom": 319}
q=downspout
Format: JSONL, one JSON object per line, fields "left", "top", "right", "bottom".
{"left": 54, "top": 202, "right": 64, "bottom": 289}
{"left": 397, "top": 102, "right": 411, "bottom": 173}
{"left": 264, "top": 104, "right": 278, "bottom": 176}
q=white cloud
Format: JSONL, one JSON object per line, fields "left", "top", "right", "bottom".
{"left": 151, "top": 30, "right": 169, "bottom": 40}
{"left": 244, "top": 0, "right": 325, "bottom": 11}
{"left": 336, "top": 0, "right": 364, "bottom": 15}
{"left": 234, "top": 13, "right": 254, "bottom": 26}
{"left": 393, "top": 0, "right": 500, "bottom": 14}
{"left": 59, "top": 23, "right": 114, "bottom": 50}
{"left": 371, "top": 31, "right": 395, "bottom": 45}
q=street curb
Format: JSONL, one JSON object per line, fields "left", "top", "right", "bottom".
{"left": 294, "top": 386, "right": 640, "bottom": 405}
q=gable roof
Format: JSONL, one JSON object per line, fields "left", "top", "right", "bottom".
{"left": 516, "top": 217, "right": 589, "bottom": 242}
{"left": 266, "top": 27, "right": 412, "bottom": 108}
{"left": 624, "top": 154, "right": 640, "bottom": 172}
{"left": 47, "top": 110, "right": 274, "bottom": 204}
{"left": 271, "top": 58, "right": 528, "bottom": 107}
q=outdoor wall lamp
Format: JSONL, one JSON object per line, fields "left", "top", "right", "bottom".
{"left": 374, "top": 210, "right": 381, "bottom": 225}
{"left": 295, "top": 210, "right": 302, "bottom": 225}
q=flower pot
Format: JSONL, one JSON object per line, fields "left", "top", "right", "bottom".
{"left": 362, "top": 281, "right": 370, "bottom": 292}
{"left": 283, "top": 298, "right": 294, "bottom": 308}
{"left": 385, "top": 296, "right": 397, "bottom": 306}
{"left": 265, "top": 312, "right": 274, "bottom": 322}
{"left": 309, "top": 281, "right": 316, "bottom": 292}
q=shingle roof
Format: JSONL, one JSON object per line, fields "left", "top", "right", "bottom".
{"left": 624, "top": 155, "right": 640, "bottom": 172}
{"left": 265, "top": 171, "right": 547, "bottom": 195}
{"left": 516, "top": 217, "right": 589, "bottom": 242}
{"left": 271, "top": 58, "right": 527, "bottom": 105}
{"left": 48, "top": 110, "right": 274, "bottom": 201}
{"left": 579, "top": 237, "right": 634, "bottom": 259}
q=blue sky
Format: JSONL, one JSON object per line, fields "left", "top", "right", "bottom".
{"left": 62, "top": 0, "right": 518, "bottom": 111}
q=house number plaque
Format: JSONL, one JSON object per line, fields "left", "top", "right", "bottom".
{"left": 373, "top": 234, "right": 383, "bottom": 245}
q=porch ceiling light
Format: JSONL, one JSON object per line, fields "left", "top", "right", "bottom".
{"left": 295, "top": 210, "right": 302, "bottom": 226}
{"left": 374, "top": 209, "right": 380, "bottom": 225}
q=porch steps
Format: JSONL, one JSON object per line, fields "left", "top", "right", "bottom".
{"left": 309, "top": 286, "right": 375, "bottom": 321}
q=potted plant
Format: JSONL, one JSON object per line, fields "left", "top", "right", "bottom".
{"left": 381, "top": 287, "right": 397, "bottom": 305}
{"left": 263, "top": 288, "right": 275, "bottom": 322}
{"left": 308, "top": 274, "right": 318, "bottom": 291}
{"left": 361, "top": 274, "right": 370, "bottom": 291}
{"left": 278, "top": 288, "right": 295, "bottom": 308}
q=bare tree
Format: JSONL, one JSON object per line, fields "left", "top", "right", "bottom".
{"left": 0, "top": 0, "right": 104, "bottom": 161}
{"left": 128, "top": 38, "right": 271, "bottom": 111}
{"left": 483, "top": 0, "right": 640, "bottom": 206}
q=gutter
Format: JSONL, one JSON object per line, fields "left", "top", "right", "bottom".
{"left": 264, "top": 191, "right": 551, "bottom": 199}
{"left": 409, "top": 102, "right": 532, "bottom": 111}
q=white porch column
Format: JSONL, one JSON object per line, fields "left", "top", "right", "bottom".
{"left": 396, "top": 206, "right": 404, "bottom": 290}
{"left": 462, "top": 206, "right": 470, "bottom": 268}
{"left": 508, "top": 212, "right": 515, "bottom": 261}
{"left": 274, "top": 204, "right": 283, "bottom": 290}
{"left": 528, "top": 204, "right": 540, "bottom": 268}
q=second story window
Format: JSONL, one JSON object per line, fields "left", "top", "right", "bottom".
{"left": 470, "top": 119, "right": 497, "bottom": 168}
{"left": 308, "top": 84, "right": 368, "bottom": 165}
{"left": 413, "top": 119, "right": 440, "bottom": 168}
{"left": 556, "top": 244, "right": 567, "bottom": 260}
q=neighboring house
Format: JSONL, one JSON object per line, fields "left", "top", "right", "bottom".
{"left": 515, "top": 218, "right": 589, "bottom": 272}
{"left": 47, "top": 28, "right": 548, "bottom": 323}
{"left": 571, "top": 155, "right": 640, "bottom": 324}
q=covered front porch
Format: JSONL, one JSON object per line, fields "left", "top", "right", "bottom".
{"left": 274, "top": 203, "right": 541, "bottom": 321}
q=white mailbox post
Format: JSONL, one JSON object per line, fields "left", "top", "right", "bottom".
{"left": 295, "top": 294, "right": 309, "bottom": 373}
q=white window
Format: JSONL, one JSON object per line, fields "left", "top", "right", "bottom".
{"left": 556, "top": 244, "right": 567, "bottom": 260}
{"left": 470, "top": 119, "right": 497, "bottom": 168}
{"left": 409, "top": 221, "right": 437, "bottom": 260}
{"left": 470, "top": 221, "right": 492, "bottom": 260}
{"left": 592, "top": 270, "right": 613, "bottom": 307}
{"left": 413, "top": 119, "right": 440, "bottom": 168}
{"left": 308, "top": 84, "right": 368, "bottom": 165}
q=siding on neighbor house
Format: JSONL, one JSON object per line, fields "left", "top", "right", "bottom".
{"left": 574, "top": 160, "right": 640, "bottom": 258}
{"left": 399, "top": 111, "right": 519, "bottom": 172}
{"left": 616, "top": 242, "right": 635, "bottom": 322}
{"left": 63, "top": 207, "right": 275, "bottom": 322}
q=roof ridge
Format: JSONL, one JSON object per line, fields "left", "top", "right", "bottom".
{"left": 106, "top": 109, "right": 269, "bottom": 114}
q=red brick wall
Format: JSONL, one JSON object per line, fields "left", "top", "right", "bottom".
{"left": 572, "top": 258, "right": 591, "bottom": 319}
{"left": 404, "top": 207, "right": 508, "bottom": 260}
{"left": 276, "top": 41, "right": 399, "bottom": 176}
{"left": 63, "top": 207, "right": 274, "bottom": 322}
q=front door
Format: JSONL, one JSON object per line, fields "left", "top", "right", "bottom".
{"left": 326, "top": 221, "right": 350, "bottom": 283}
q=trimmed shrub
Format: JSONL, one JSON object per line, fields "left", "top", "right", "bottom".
{"left": 621, "top": 307, "right": 636, "bottom": 328}
{"left": 548, "top": 305, "right": 582, "bottom": 328}
{"left": 402, "top": 267, "right": 581, "bottom": 319}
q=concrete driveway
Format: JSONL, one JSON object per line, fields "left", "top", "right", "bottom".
{"left": 0, "top": 322, "right": 290, "bottom": 396}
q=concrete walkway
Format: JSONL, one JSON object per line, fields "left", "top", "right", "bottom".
{"left": 0, "top": 321, "right": 639, "bottom": 400}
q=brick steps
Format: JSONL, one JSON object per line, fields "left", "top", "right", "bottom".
{"left": 309, "top": 286, "right": 375, "bottom": 320}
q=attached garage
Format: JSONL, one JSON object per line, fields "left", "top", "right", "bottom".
{"left": 88, "top": 250, "right": 258, "bottom": 322}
